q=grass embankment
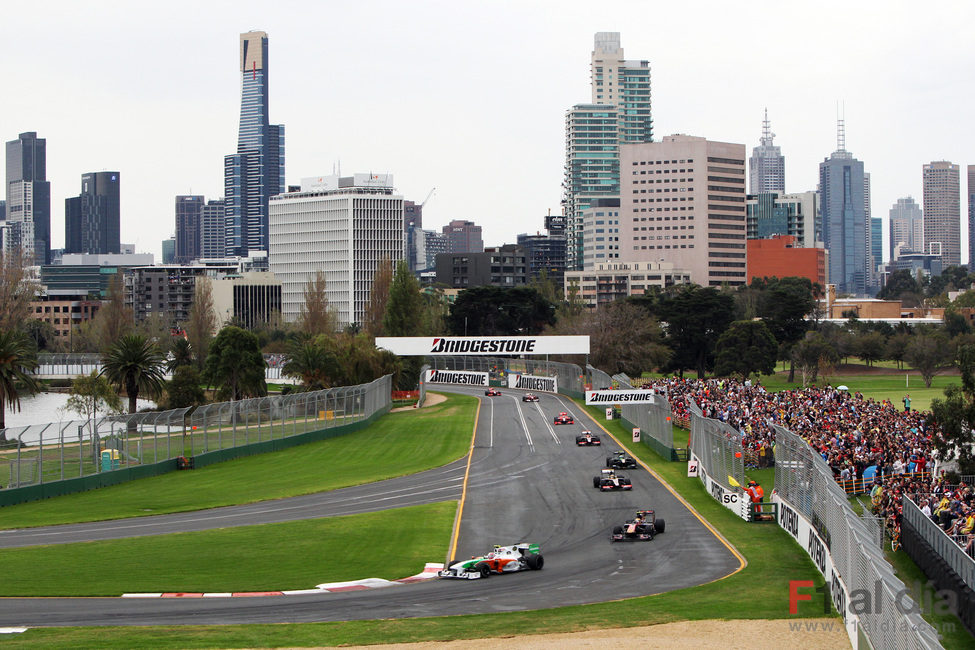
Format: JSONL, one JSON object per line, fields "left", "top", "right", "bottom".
{"left": 0, "top": 502, "right": 455, "bottom": 596}
{"left": 0, "top": 393, "right": 477, "bottom": 529}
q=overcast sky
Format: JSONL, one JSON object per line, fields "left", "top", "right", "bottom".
{"left": 4, "top": 0, "right": 973, "bottom": 263}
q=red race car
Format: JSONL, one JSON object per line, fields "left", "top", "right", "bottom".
{"left": 575, "top": 430, "right": 601, "bottom": 446}
{"left": 485, "top": 387, "right": 502, "bottom": 396}
{"left": 553, "top": 412, "right": 574, "bottom": 425}
{"left": 522, "top": 393, "right": 540, "bottom": 402}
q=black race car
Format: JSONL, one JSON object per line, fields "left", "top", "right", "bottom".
{"left": 522, "top": 393, "right": 540, "bottom": 402}
{"left": 593, "top": 468, "right": 632, "bottom": 491}
{"left": 575, "top": 430, "right": 601, "bottom": 446}
{"left": 554, "top": 412, "right": 574, "bottom": 425}
{"left": 612, "top": 509, "right": 665, "bottom": 542}
{"left": 606, "top": 450, "right": 637, "bottom": 469}
{"left": 485, "top": 387, "right": 502, "bottom": 396}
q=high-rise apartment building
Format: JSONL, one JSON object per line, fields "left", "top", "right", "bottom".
{"left": 175, "top": 195, "right": 204, "bottom": 263}
{"left": 581, "top": 199, "right": 620, "bottom": 269}
{"left": 819, "top": 121, "right": 868, "bottom": 295}
{"left": 746, "top": 191, "right": 818, "bottom": 248}
{"left": 748, "top": 110, "right": 785, "bottom": 194}
{"left": 889, "top": 197, "right": 923, "bottom": 260}
{"left": 224, "top": 31, "right": 285, "bottom": 257}
{"left": 922, "top": 160, "right": 960, "bottom": 268}
{"left": 5, "top": 132, "right": 51, "bottom": 264}
{"left": 64, "top": 172, "right": 121, "bottom": 255}
{"left": 268, "top": 174, "right": 403, "bottom": 328}
{"left": 620, "top": 134, "right": 748, "bottom": 287}
{"left": 591, "top": 32, "right": 652, "bottom": 143}
{"left": 200, "top": 198, "right": 227, "bottom": 259}
{"left": 442, "top": 219, "right": 483, "bottom": 254}
{"left": 968, "top": 166, "right": 975, "bottom": 270}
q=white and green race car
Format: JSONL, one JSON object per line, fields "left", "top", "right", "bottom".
{"left": 438, "top": 543, "right": 544, "bottom": 579}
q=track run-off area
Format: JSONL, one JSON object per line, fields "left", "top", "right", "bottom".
{"left": 0, "top": 386, "right": 742, "bottom": 627}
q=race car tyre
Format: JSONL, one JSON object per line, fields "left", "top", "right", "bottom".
{"left": 526, "top": 554, "right": 544, "bottom": 570}
{"left": 654, "top": 518, "right": 665, "bottom": 534}
{"left": 592, "top": 476, "right": 600, "bottom": 488}
{"left": 612, "top": 525, "right": 623, "bottom": 536}
{"left": 606, "top": 457, "right": 613, "bottom": 467}
{"left": 474, "top": 562, "right": 491, "bottom": 578}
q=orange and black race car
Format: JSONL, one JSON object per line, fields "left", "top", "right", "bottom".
{"left": 484, "top": 387, "right": 502, "bottom": 396}
{"left": 553, "top": 412, "right": 574, "bottom": 425}
{"left": 612, "top": 509, "right": 665, "bottom": 541}
{"left": 593, "top": 468, "right": 632, "bottom": 491}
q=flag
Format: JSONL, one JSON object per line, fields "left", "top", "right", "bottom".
{"left": 728, "top": 476, "right": 741, "bottom": 488}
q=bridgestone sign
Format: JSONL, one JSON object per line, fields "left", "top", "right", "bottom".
{"left": 507, "top": 373, "right": 557, "bottom": 393}
{"left": 425, "top": 369, "right": 489, "bottom": 386}
{"left": 585, "top": 390, "right": 656, "bottom": 405}
{"left": 375, "top": 336, "right": 590, "bottom": 356}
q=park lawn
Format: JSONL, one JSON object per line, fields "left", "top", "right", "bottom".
{"left": 761, "top": 369, "right": 958, "bottom": 413}
{"left": 0, "top": 502, "right": 455, "bottom": 596}
{"left": 0, "top": 393, "right": 476, "bottom": 529}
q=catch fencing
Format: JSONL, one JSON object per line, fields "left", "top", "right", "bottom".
{"left": 1, "top": 376, "right": 391, "bottom": 498}
{"left": 687, "top": 400, "right": 748, "bottom": 519}
{"left": 773, "top": 425, "right": 942, "bottom": 650}
{"left": 902, "top": 494, "right": 975, "bottom": 590}
{"left": 619, "top": 388, "right": 678, "bottom": 460}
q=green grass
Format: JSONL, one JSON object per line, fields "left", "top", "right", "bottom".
{"left": 0, "top": 502, "right": 455, "bottom": 596}
{"left": 0, "top": 393, "right": 476, "bottom": 529}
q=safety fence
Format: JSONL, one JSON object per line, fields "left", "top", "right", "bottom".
{"left": 773, "top": 425, "right": 942, "bottom": 650}
{"left": 588, "top": 366, "right": 615, "bottom": 391}
{"left": 618, "top": 387, "right": 681, "bottom": 461}
{"left": 837, "top": 470, "right": 934, "bottom": 496}
{"left": 902, "top": 495, "right": 975, "bottom": 590}
{"left": 0, "top": 376, "right": 391, "bottom": 503}
{"left": 687, "top": 400, "right": 748, "bottom": 519}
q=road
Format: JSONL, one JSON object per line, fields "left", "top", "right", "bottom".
{"left": 0, "top": 386, "right": 742, "bottom": 626}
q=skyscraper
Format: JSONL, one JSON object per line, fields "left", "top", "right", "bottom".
{"left": 591, "top": 32, "right": 652, "bottom": 144}
{"left": 200, "top": 198, "right": 227, "bottom": 259}
{"left": 64, "top": 172, "right": 121, "bottom": 255}
{"left": 922, "top": 160, "right": 960, "bottom": 267}
{"left": 889, "top": 197, "right": 923, "bottom": 260}
{"left": 5, "top": 132, "right": 51, "bottom": 264}
{"left": 175, "top": 195, "right": 204, "bottom": 263}
{"left": 819, "top": 121, "right": 868, "bottom": 295}
{"left": 224, "top": 31, "right": 285, "bottom": 257}
{"left": 748, "top": 110, "right": 785, "bottom": 194}
{"left": 968, "top": 166, "right": 975, "bottom": 270}
{"left": 442, "top": 219, "right": 483, "bottom": 254}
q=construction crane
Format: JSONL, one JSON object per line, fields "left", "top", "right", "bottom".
{"left": 420, "top": 187, "right": 436, "bottom": 209}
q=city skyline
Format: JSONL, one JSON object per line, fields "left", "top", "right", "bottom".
{"left": 2, "top": 1, "right": 973, "bottom": 263}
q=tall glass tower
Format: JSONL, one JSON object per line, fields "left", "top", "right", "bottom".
{"left": 5, "top": 132, "right": 51, "bottom": 264}
{"left": 819, "top": 120, "right": 868, "bottom": 296}
{"left": 748, "top": 110, "right": 785, "bottom": 194}
{"left": 224, "top": 31, "right": 285, "bottom": 257}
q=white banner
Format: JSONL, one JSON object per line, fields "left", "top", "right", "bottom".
{"left": 376, "top": 336, "right": 590, "bottom": 356}
{"left": 585, "top": 390, "right": 656, "bottom": 405}
{"left": 506, "top": 373, "right": 558, "bottom": 393}
{"left": 424, "top": 369, "right": 489, "bottom": 386}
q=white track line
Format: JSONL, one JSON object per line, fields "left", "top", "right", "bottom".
{"left": 509, "top": 396, "right": 535, "bottom": 452}
{"left": 532, "top": 401, "right": 562, "bottom": 444}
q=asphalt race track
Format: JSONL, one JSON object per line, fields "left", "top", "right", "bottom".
{"left": 0, "top": 387, "right": 741, "bottom": 627}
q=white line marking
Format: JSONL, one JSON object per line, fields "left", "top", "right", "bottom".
{"left": 510, "top": 396, "right": 534, "bottom": 452}
{"left": 533, "top": 401, "right": 562, "bottom": 444}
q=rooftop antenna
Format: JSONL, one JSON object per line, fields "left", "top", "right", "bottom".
{"left": 836, "top": 102, "right": 846, "bottom": 153}
{"left": 761, "top": 108, "right": 775, "bottom": 146}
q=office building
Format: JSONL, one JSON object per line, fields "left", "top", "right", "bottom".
{"left": 620, "top": 134, "right": 748, "bottom": 287}
{"left": 746, "top": 191, "right": 818, "bottom": 248}
{"left": 404, "top": 200, "right": 423, "bottom": 271}
{"left": 581, "top": 199, "right": 620, "bottom": 269}
{"left": 124, "top": 262, "right": 237, "bottom": 325}
{"left": 889, "top": 197, "right": 923, "bottom": 260}
{"left": 224, "top": 31, "right": 285, "bottom": 257}
{"left": 268, "top": 173, "right": 403, "bottom": 328}
{"left": 748, "top": 110, "right": 785, "bottom": 194}
{"left": 819, "top": 121, "right": 868, "bottom": 295}
{"left": 161, "top": 237, "right": 176, "bottom": 264}
{"left": 591, "top": 32, "right": 652, "bottom": 144}
{"left": 5, "top": 132, "right": 51, "bottom": 264}
{"left": 175, "top": 195, "right": 204, "bottom": 263}
{"left": 922, "top": 160, "right": 960, "bottom": 268}
{"left": 210, "top": 271, "right": 282, "bottom": 329}
{"left": 64, "top": 171, "right": 121, "bottom": 255}
{"left": 442, "top": 219, "right": 483, "bottom": 254}
{"left": 435, "top": 244, "right": 528, "bottom": 289}
{"left": 747, "top": 235, "right": 826, "bottom": 286}
{"left": 200, "top": 198, "right": 227, "bottom": 259}
{"left": 563, "top": 260, "right": 690, "bottom": 308}
{"left": 417, "top": 228, "right": 449, "bottom": 272}
{"left": 517, "top": 215, "right": 567, "bottom": 285}
{"left": 968, "top": 166, "right": 975, "bottom": 270}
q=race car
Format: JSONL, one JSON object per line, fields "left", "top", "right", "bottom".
{"left": 438, "top": 543, "right": 544, "bottom": 579}
{"left": 484, "top": 387, "right": 502, "bottom": 396}
{"left": 606, "top": 450, "right": 637, "bottom": 469}
{"left": 575, "top": 430, "right": 601, "bottom": 446}
{"left": 554, "top": 412, "right": 574, "bottom": 425}
{"left": 522, "top": 393, "right": 540, "bottom": 402}
{"left": 593, "top": 468, "right": 632, "bottom": 491}
{"left": 612, "top": 509, "right": 665, "bottom": 542}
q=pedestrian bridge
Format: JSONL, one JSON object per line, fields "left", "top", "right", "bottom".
{"left": 31, "top": 353, "right": 294, "bottom": 383}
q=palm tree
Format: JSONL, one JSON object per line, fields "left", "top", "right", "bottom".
{"left": 283, "top": 337, "right": 339, "bottom": 391}
{"left": 100, "top": 334, "right": 167, "bottom": 414}
{"left": 0, "top": 331, "right": 42, "bottom": 439}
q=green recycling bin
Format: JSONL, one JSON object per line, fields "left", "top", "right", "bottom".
{"left": 100, "top": 449, "right": 120, "bottom": 472}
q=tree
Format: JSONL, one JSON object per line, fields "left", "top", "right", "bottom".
{"left": 384, "top": 261, "right": 425, "bottom": 336}
{"left": 22, "top": 318, "right": 57, "bottom": 352}
{"left": 757, "top": 277, "right": 817, "bottom": 381}
{"left": 0, "top": 331, "right": 42, "bottom": 437}
{"left": 904, "top": 332, "right": 953, "bottom": 388}
{"left": 714, "top": 320, "right": 778, "bottom": 378}
{"left": 63, "top": 371, "right": 123, "bottom": 423}
{"left": 584, "top": 301, "right": 671, "bottom": 375}
{"left": 363, "top": 258, "right": 393, "bottom": 337}
{"left": 885, "top": 332, "right": 911, "bottom": 370}
{"left": 791, "top": 331, "right": 837, "bottom": 386}
{"left": 162, "top": 366, "right": 206, "bottom": 409}
{"left": 658, "top": 285, "right": 735, "bottom": 378}
{"left": 878, "top": 269, "right": 923, "bottom": 303}
{"left": 853, "top": 331, "right": 887, "bottom": 367}
{"left": 203, "top": 326, "right": 267, "bottom": 401}
{"left": 168, "top": 337, "right": 194, "bottom": 372}
{"left": 0, "top": 248, "right": 37, "bottom": 334}
{"left": 88, "top": 272, "right": 134, "bottom": 352}
{"left": 298, "top": 271, "right": 338, "bottom": 336}
{"left": 186, "top": 276, "right": 217, "bottom": 370}
{"left": 100, "top": 334, "right": 167, "bottom": 414}
{"left": 283, "top": 336, "right": 341, "bottom": 390}
{"left": 930, "top": 344, "right": 975, "bottom": 475}
{"left": 446, "top": 286, "right": 556, "bottom": 336}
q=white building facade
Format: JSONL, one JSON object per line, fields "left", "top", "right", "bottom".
{"left": 269, "top": 174, "right": 403, "bottom": 328}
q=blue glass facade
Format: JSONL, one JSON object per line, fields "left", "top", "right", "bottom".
{"left": 820, "top": 153, "right": 868, "bottom": 295}
{"left": 224, "top": 32, "right": 284, "bottom": 256}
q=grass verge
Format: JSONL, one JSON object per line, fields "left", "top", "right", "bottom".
{"left": 0, "top": 502, "right": 455, "bottom": 596}
{"left": 0, "top": 393, "right": 476, "bottom": 529}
